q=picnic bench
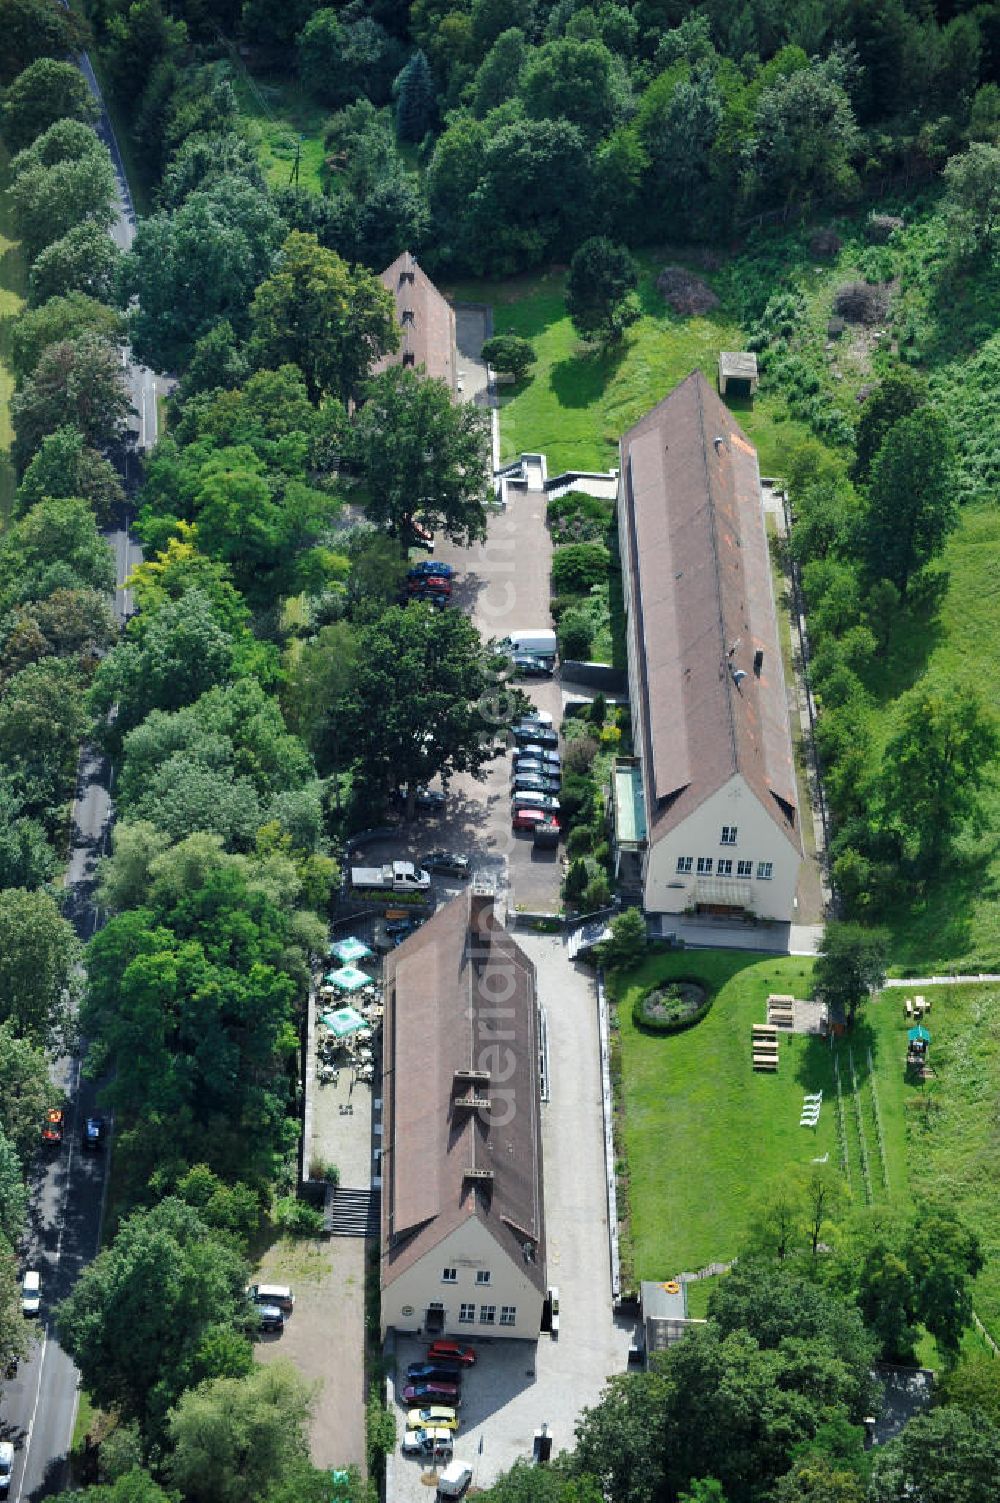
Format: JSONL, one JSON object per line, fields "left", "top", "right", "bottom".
{"left": 753, "top": 1054, "right": 778, "bottom": 1072}
{"left": 752, "top": 1023, "right": 778, "bottom": 1039}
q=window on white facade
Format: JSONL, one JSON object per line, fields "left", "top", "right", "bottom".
{"left": 718, "top": 859, "right": 733, "bottom": 876}
{"left": 757, "top": 861, "right": 773, "bottom": 880}
{"left": 697, "top": 857, "right": 712, "bottom": 874}
{"left": 676, "top": 856, "right": 693, "bottom": 873}
{"left": 500, "top": 1306, "right": 516, "bottom": 1326}
{"left": 721, "top": 826, "right": 737, "bottom": 845}
{"left": 480, "top": 1305, "right": 496, "bottom": 1324}
{"left": 737, "top": 860, "right": 752, "bottom": 878}
{"left": 475, "top": 1270, "right": 491, "bottom": 1285}
{"left": 442, "top": 1268, "right": 457, "bottom": 1283}
{"left": 459, "top": 1303, "right": 475, "bottom": 1323}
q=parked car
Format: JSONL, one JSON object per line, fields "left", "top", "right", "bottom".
{"left": 255, "top": 1303, "right": 285, "bottom": 1334}
{"left": 512, "top": 725, "right": 559, "bottom": 749}
{"left": 409, "top": 561, "right": 455, "bottom": 580}
{"left": 385, "top": 917, "right": 417, "bottom": 938}
{"left": 402, "top": 1382, "right": 461, "bottom": 1404}
{"left": 407, "top": 1407, "right": 460, "bottom": 1430}
{"left": 394, "top": 786, "right": 446, "bottom": 813}
{"left": 512, "top": 749, "right": 561, "bottom": 772}
{"left": 0, "top": 1439, "right": 13, "bottom": 1496}
{"left": 21, "top": 1271, "right": 40, "bottom": 1317}
{"left": 248, "top": 1283, "right": 295, "bottom": 1313}
{"left": 510, "top": 653, "right": 553, "bottom": 678}
{"left": 406, "top": 1361, "right": 464, "bottom": 1382}
{"left": 512, "top": 792, "right": 560, "bottom": 814}
{"left": 408, "top": 574, "right": 451, "bottom": 595}
{"left": 513, "top": 807, "right": 560, "bottom": 832}
{"left": 520, "top": 709, "right": 554, "bottom": 726}
{"left": 422, "top": 851, "right": 471, "bottom": 877}
{"left": 512, "top": 773, "right": 561, "bottom": 795}
{"left": 81, "top": 1115, "right": 106, "bottom": 1150}
{"left": 533, "top": 819, "right": 561, "bottom": 849}
{"left": 404, "top": 519, "right": 434, "bottom": 550}
{"left": 41, "top": 1108, "right": 64, "bottom": 1147}
{"left": 436, "top": 1461, "right": 474, "bottom": 1498}
{"left": 426, "top": 1341, "right": 477, "bottom": 1366}
{"left": 402, "top": 1428, "right": 454, "bottom": 1458}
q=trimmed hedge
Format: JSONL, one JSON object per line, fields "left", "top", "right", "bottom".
{"left": 632, "top": 977, "right": 714, "bottom": 1036}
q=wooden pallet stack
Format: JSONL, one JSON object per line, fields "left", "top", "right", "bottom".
{"left": 752, "top": 1022, "right": 778, "bottom": 1071}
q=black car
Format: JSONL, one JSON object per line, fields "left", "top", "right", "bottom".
{"left": 512, "top": 749, "right": 562, "bottom": 772}
{"left": 512, "top": 725, "right": 559, "bottom": 749}
{"left": 393, "top": 786, "right": 447, "bottom": 812}
{"left": 82, "top": 1116, "right": 106, "bottom": 1151}
{"left": 512, "top": 773, "right": 561, "bottom": 795}
{"left": 422, "top": 851, "right": 471, "bottom": 877}
{"left": 510, "top": 653, "right": 553, "bottom": 678}
{"left": 406, "top": 1361, "right": 463, "bottom": 1383}
{"left": 256, "top": 1304, "right": 285, "bottom": 1334}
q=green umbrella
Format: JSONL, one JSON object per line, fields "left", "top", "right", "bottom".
{"left": 327, "top": 964, "right": 370, "bottom": 992}
{"left": 329, "top": 936, "right": 372, "bottom": 963}
{"left": 907, "top": 1024, "right": 931, "bottom": 1044}
{"left": 321, "top": 1005, "right": 368, "bottom": 1037}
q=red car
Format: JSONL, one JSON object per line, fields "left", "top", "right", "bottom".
{"left": 408, "top": 575, "right": 451, "bottom": 595}
{"left": 41, "top": 1108, "right": 64, "bottom": 1147}
{"left": 427, "top": 1341, "right": 477, "bottom": 1367}
{"left": 401, "top": 1381, "right": 461, "bottom": 1404}
{"left": 512, "top": 807, "right": 560, "bottom": 832}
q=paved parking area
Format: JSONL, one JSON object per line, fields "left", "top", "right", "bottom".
{"left": 413, "top": 490, "right": 564, "bottom": 913}
{"left": 385, "top": 935, "right": 633, "bottom": 1499}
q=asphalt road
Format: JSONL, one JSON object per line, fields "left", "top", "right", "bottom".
{"left": 0, "top": 43, "right": 149, "bottom": 1499}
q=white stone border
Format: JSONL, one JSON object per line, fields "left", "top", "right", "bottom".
{"left": 595, "top": 970, "right": 621, "bottom": 1300}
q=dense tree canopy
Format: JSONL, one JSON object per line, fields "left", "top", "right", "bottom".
{"left": 166, "top": 1362, "right": 313, "bottom": 1503}
{"left": 11, "top": 334, "right": 132, "bottom": 471}
{"left": 351, "top": 365, "right": 491, "bottom": 544}
{"left": 0, "top": 0, "right": 89, "bottom": 86}
{"left": 0, "top": 497, "right": 115, "bottom": 609}
{"left": 248, "top": 232, "right": 398, "bottom": 403}
{"left": 0, "top": 887, "right": 82, "bottom": 1051}
{"left": 2, "top": 59, "right": 98, "bottom": 153}
{"left": 57, "top": 1198, "right": 252, "bottom": 1438}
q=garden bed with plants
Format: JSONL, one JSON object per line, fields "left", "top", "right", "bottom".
{"left": 633, "top": 978, "right": 712, "bottom": 1034}
{"left": 548, "top": 493, "right": 617, "bottom": 664}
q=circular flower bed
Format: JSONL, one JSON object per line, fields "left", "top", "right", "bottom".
{"left": 633, "top": 977, "right": 713, "bottom": 1035}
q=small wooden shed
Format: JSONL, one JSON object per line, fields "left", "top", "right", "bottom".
{"left": 718, "top": 351, "right": 759, "bottom": 399}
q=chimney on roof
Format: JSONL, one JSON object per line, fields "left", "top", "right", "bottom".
{"left": 753, "top": 649, "right": 764, "bottom": 677}
{"left": 469, "top": 883, "right": 495, "bottom": 958}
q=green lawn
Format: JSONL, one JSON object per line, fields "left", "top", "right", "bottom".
{"left": 0, "top": 143, "right": 27, "bottom": 521}
{"left": 446, "top": 255, "right": 815, "bottom": 477}
{"left": 229, "top": 67, "right": 329, "bottom": 194}
{"left": 612, "top": 952, "right": 1000, "bottom": 1349}
{"left": 857, "top": 502, "right": 1000, "bottom": 972}
{"left": 611, "top": 950, "right": 836, "bottom": 1282}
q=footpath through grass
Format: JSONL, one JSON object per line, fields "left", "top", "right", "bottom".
{"left": 0, "top": 144, "right": 27, "bottom": 520}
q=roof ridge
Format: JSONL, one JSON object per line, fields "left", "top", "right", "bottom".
{"left": 694, "top": 376, "right": 739, "bottom": 774}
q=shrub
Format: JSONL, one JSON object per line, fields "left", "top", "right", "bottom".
{"left": 551, "top": 542, "right": 611, "bottom": 594}
{"left": 547, "top": 490, "right": 613, "bottom": 545}
{"left": 866, "top": 212, "right": 903, "bottom": 243}
{"left": 308, "top": 1158, "right": 340, "bottom": 1186}
{"left": 559, "top": 770, "right": 599, "bottom": 824}
{"left": 274, "top": 1196, "right": 325, "bottom": 1235}
{"left": 590, "top": 692, "right": 607, "bottom": 727}
{"left": 566, "top": 824, "right": 594, "bottom": 856}
{"left": 565, "top": 857, "right": 589, "bottom": 902}
{"left": 563, "top": 734, "right": 599, "bottom": 772}
{"left": 601, "top": 906, "right": 648, "bottom": 969}
{"left": 583, "top": 874, "right": 611, "bottom": 910}
{"left": 809, "top": 226, "right": 842, "bottom": 257}
{"left": 481, "top": 333, "right": 536, "bottom": 381}
{"left": 558, "top": 609, "right": 593, "bottom": 660}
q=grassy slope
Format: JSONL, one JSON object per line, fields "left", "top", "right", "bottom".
{"left": 0, "top": 145, "right": 27, "bottom": 520}
{"left": 229, "top": 69, "right": 328, "bottom": 194}
{"left": 447, "top": 255, "right": 815, "bottom": 476}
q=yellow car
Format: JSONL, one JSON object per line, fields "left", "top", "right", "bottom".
{"left": 406, "top": 1406, "right": 458, "bottom": 1432}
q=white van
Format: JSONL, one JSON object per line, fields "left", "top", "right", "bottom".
{"left": 0, "top": 1439, "right": 14, "bottom": 1495}
{"left": 502, "top": 630, "right": 557, "bottom": 660}
{"left": 436, "top": 1461, "right": 473, "bottom": 1498}
{"left": 248, "top": 1283, "right": 294, "bottom": 1313}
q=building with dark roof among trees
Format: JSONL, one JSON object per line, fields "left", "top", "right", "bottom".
{"left": 380, "top": 886, "right": 546, "bottom": 1341}
{"left": 613, "top": 371, "right": 803, "bottom": 923}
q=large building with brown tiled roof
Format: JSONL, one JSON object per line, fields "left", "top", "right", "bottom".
{"left": 380, "top": 887, "right": 546, "bottom": 1341}
{"left": 614, "top": 371, "right": 803, "bottom": 922}
{"left": 372, "top": 251, "right": 457, "bottom": 392}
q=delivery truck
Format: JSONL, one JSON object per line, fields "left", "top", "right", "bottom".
{"left": 350, "top": 860, "right": 431, "bottom": 894}
{"left": 500, "top": 629, "right": 558, "bottom": 661}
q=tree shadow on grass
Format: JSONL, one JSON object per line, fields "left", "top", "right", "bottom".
{"left": 878, "top": 844, "right": 998, "bottom": 971}
{"left": 549, "top": 339, "right": 630, "bottom": 410}
{"left": 794, "top": 1016, "right": 879, "bottom": 1092}
{"left": 858, "top": 568, "right": 949, "bottom": 706}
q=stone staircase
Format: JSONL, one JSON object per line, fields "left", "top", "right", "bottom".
{"left": 324, "top": 1185, "right": 379, "bottom": 1237}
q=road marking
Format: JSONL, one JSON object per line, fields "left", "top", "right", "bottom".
{"left": 15, "top": 1332, "right": 49, "bottom": 1503}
